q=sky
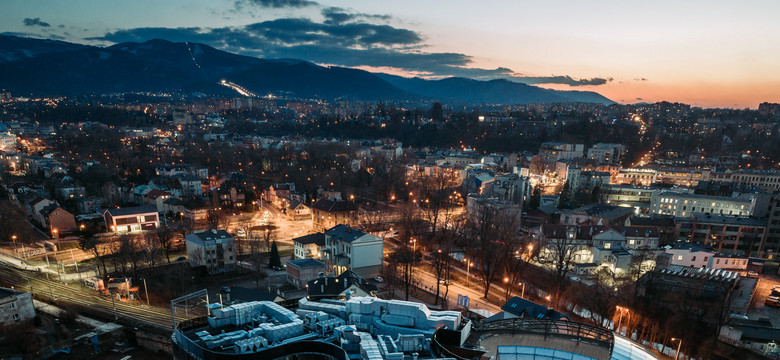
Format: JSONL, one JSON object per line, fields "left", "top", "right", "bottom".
{"left": 2, "top": 0, "right": 779, "bottom": 108}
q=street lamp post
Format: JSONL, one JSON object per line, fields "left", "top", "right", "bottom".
{"left": 503, "top": 277, "right": 510, "bottom": 302}
{"left": 519, "top": 282, "right": 525, "bottom": 298}
{"left": 464, "top": 259, "right": 473, "bottom": 287}
{"left": 671, "top": 337, "right": 682, "bottom": 360}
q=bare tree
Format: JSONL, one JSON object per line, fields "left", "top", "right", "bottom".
{"left": 188, "top": 246, "right": 206, "bottom": 267}
{"left": 79, "top": 235, "right": 107, "bottom": 276}
{"left": 143, "top": 231, "right": 161, "bottom": 268}
{"left": 542, "top": 228, "right": 578, "bottom": 308}
{"left": 415, "top": 168, "right": 460, "bottom": 235}
{"left": 463, "top": 205, "right": 521, "bottom": 298}
{"left": 154, "top": 224, "right": 176, "bottom": 263}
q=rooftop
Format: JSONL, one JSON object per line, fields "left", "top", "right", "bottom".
{"left": 104, "top": 205, "right": 157, "bottom": 217}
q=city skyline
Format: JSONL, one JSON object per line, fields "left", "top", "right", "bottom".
{"left": 2, "top": 0, "right": 780, "bottom": 108}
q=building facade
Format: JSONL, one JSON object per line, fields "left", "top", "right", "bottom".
{"left": 0, "top": 287, "right": 35, "bottom": 326}
{"left": 321, "top": 225, "right": 383, "bottom": 276}
{"left": 185, "top": 229, "right": 237, "bottom": 274}
{"left": 104, "top": 206, "right": 160, "bottom": 233}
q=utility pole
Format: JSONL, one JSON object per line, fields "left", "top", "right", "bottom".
{"left": 110, "top": 289, "right": 118, "bottom": 320}
{"left": 142, "top": 278, "right": 150, "bottom": 306}
{"left": 45, "top": 271, "right": 54, "bottom": 300}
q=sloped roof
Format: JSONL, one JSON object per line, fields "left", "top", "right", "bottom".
{"left": 325, "top": 224, "right": 369, "bottom": 243}
{"left": 293, "top": 232, "right": 325, "bottom": 246}
{"left": 311, "top": 199, "right": 357, "bottom": 212}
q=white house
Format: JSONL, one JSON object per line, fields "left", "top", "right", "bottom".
{"left": 321, "top": 225, "right": 383, "bottom": 276}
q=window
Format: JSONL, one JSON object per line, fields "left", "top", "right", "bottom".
{"left": 691, "top": 256, "right": 696, "bottom": 261}
{"left": 677, "top": 255, "right": 683, "bottom": 261}
{"left": 12, "top": 314, "right": 20, "bottom": 321}
{"left": 9, "top": 302, "right": 16, "bottom": 309}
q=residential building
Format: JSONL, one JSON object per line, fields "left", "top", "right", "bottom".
{"left": 613, "top": 168, "right": 657, "bottom": 186}
{"left": 311, "top": 199, "right": 358, "bottom": 231}
{"left": 185, "top": 229, "right": 236, "bottom": 274}
{"left": 587, "top": 143, "right": 626, "bottom": 164}
{"left": 650, "top": 191, "right": 756, "bottom": 218}
{"left": 665, "top": 243, "right": 715, "bottom": 268}
{"left": 287, "top": 258, "right": 327, "bottom": 289}
{"left": 293, "top": 232, "right": 326, "bottom": 260}
{"left": 625, "top": 215, "right": 677, "bottom": 245}
{"left": 538, "top": 142, "right": 584, "bottom": 165}
{"left": 287, "top": 199, "right": 311, "bottom": 221}
{"left": 41, "top": 204, "right": 76, "bottom": 234}
{"left": 559, "top": 204, "right": 634, "bottom": 227}
{"left": 599, "top": 184, "right": 657, "bottom": 213}
{"left": 538, "top": 224, "right": 657, "bottom": 276}
{"left": 675, "top": 213, "right": 768, "bottom": 255}
{"left": 767, "top": 194, "right": 780, "bottom": 258}
{"left": 711, "top": 169, "right": 780, "bottom": 191}
{"left": 566, "top": 167, "right": 610, "bottom": 192}
{"left": 104, "top": 205, "right": 159, "bottom": 233}
{"left": 0, "top": 133, "right": 16, "bottom": 151}
{"left": 321, "top": 225, "right": 383, "bottom": 276}
{"left": 0, "top": 287, "right": 35, "bottom": 326}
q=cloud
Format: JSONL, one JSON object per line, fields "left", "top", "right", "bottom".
{"left": 23, "top": 18, "right": 50, "bottom": 27}
{"left": 239, "top": 0, "right": 317, "bottom": 9}
{"left": 514, "top": 75, "right": 610, "bottom": 86}
{"left": 88, "top": 18, "right": 609, "bottom": 87}
{"left": 321, "top": 7, "right": 391, "bottom": 25}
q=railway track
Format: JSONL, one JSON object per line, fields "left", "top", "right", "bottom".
{"left": 0, "top": 264, "right": 200, "bottom": 332}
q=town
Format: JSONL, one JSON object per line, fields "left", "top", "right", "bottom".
{"left": 0, "top": 92, "right": 779, "bottom": 360}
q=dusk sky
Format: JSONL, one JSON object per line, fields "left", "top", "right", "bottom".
{"left": 3, "top": 0, "right": 779, "bottom": 108}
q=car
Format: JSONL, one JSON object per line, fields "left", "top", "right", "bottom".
{"left": 373, "top": 276, "right": 384, "bottom": 283}
{"left": 220, "top": 286, "right": 231, "bottom": 293}
{"left": 766, "top": 296, "right": 780, "bottom": 307}
{"left": 273, "top": 266, "right": 282, "bottom": 271}
{"left": 746, "top": 271, "right": 759, "bottom": 278}
{"left": 438, "top": 279, "right": 453, "bottom": 285}
{"left": 175, "top": 256, "right": 187, "bottom": 262}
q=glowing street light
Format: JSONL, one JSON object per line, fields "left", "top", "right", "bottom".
{"left": 671, "top": 337, "right": 682, "bottom": 360}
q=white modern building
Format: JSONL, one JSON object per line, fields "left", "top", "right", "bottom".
{"left": 650, "top": 191, "right": 756, "bottom": 218}
{"left": 103, "top": 205, "right": 160, "bottom": 233}
{"left": 321, "top": 225, "right": 384, "bottom": 276}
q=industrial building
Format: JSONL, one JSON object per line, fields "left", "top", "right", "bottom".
{"left": 171, "top": 295, "right": 660, "bottom": 360}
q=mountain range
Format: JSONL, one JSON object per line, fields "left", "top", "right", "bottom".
{"left": 0, "top": 35, "right": 613, "bottom": 105}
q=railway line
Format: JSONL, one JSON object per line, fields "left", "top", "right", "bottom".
{"left": 0, "top": 262, "right": 200, "bottom": 332}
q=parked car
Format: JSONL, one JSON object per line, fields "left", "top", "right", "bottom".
{"left": 746, "top": 271, "right": 759, "bottom": 278}
{"left": 438, "top": 279, "right": 453, "bottom": 285}
{"left": 766, "top": 296, "right": 780, "bottom": 307}
{"left": 373, "top": 276, "right": 384, "bottom": 283}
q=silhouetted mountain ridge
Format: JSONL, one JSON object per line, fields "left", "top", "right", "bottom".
{"left": 0, "top": 35, "right": 613, "bottom": 104}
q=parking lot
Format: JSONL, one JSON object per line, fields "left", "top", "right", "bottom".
{"left": 746, "top": 268, "right": 780, "bottom": 325}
